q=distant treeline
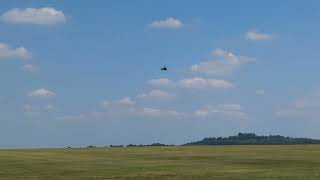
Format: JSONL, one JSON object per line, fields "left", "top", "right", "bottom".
{"left": 80, "top": 133, "right": 320, "bottom": 149}
{"left": 82, "top": 143, "right": 174, "bottom": 149}
{"left": 185, "top": 133, "right": 320, "bottom": 145}
{"left": 127, "top": 143, "right": 175, "bottom": 147}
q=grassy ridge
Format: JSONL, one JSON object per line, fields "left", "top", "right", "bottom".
{"left": 0, "top": 145, "right": 320, "bottom": 179}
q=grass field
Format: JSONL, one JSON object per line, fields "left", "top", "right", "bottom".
{"left": 0, "top": 145, "right": 320, "bottom": 180}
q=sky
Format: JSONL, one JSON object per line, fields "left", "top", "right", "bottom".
{"left": 1, "top": 0, "right": 320, "bottom": 148}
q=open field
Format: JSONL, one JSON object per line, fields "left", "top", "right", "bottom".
{"left": 0, "top": 145, "right": 320, "bottom": 180}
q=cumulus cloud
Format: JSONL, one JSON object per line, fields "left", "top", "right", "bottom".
{"left": 148, "top": 77, "right": 234, "bottom": 90}
{"left": 61, "top": 93, "right": 249, "bottom": 122}
{"left": 21, "top": 64, "right": 39, "bottom": 72}
{"left": 191, "top": 49, "right": 254, "bottom": 76}
{"left": 29, "top": 88, "right": 56, "bottom": 98}
{"left": 149, "top": 17, "right": 183, "bottom": 29}
{"left": 194, "top": 104, "right": 247, "bottom": 119}
{"left": 276, "top": 91, "right": 320, "bottom": 119}
{"left": 61, "top": 106, "right": 182, "bottom": 121}
{"left": 136, "top": 89, "right": 174, "bottom": 99}
{"left": 100, "top": 102, "right": 247, "bottom": 120}
{"left": 0, "top": 7, "right": 66, "bottom": 25}
{"left": 246, "top": 30, "right": 273, "bottom": 41}
{"left": 98, "top": 96, "right": 182, "bottom": 119}
{"left": 0, "top": 43, "right": 31, "bottom": 60}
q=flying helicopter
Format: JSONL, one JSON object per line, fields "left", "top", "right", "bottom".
{"left": 161, "top": 66, "right": 168, "bottom": 71}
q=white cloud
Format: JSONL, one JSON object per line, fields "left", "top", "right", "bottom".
{"left": 149, "top": 17, "right": 183, "bottom": 29}
{"left": 256, "top": 89, "right": 265, "bottom": 95}
{"left": 100, "top": 101, "right": 110, "bottom": 108}
{"left": 191, "top": 49, "right": 254, "bottom": 76}
{"left": 178, "top": 77, "right": 234, "bottom": 89}
{"left": 217, "top": 104, "right": 244, "bottom": 111}
{"left": 118, "top": 97, "right": 135, "bottom": 106}
{"left": 29, "top": 88, "right": 56, "bottom": 98}
{"left": 136, "top": 89, "right": 174, "bottom": 99}
{"left": 276, "top": 91, "right": 320, "bottom": 119}
{"left": 24, "top": 104, "right": 55, "bottom": 113}
{"left": 43, "top": 104, "right": 55, "bottom": 111}
{"left": 147, "top": 78, "right": 172, "bottom": 86}
{"left": 246, "top": 30, "right": 273, "bottom": 41}
{"left": 61, "top": 95, "right": 249, "bottom": 121}
{"left": 0, "top": 43, "right": 31, "bottom": 60}
{"left": 62, "top": 106, "right": 182, "bottom": 121}
{"left": 148, "top": 77, "right": 234, "bottom": 90}
{"left": 98, "top": 95, "right": 183, "bottom": 119}
{"left": 138, "top": 107, "right": 180, "bottom": 118}
{"left": 100, "top": 97, "right": 182, "bottom": 119}
{"left": 101, "top": 97, "right": 135, "bottom": 108}
{"left": 21, "top": 64, "right": 39, "bottom": 72}
{"left": 194, "top": 104, "right": 247, "bottom": 119}
{"left": 0, "top": 7, "right": 66, "bottom": 25}
{"left": 57, "top": 114, "right": 87, "bottom": 121}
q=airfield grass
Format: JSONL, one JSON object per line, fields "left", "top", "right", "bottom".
{"left": 0, "top": 145, "right": 320, "bottom": 180}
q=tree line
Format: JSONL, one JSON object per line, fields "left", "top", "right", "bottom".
{"left": 184, "top": 133, "right": 320, "bottom": 145}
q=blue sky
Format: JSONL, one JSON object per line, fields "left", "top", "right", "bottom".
{"left": 1, "top": 0, "right": 320, "bottom": 148}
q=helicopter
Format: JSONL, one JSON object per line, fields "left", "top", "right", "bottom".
{"left": 161, "top": 66, "right": 168, "bottom": 71}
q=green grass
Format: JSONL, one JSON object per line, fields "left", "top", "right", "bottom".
{"left": 0, "top": 145, "right": 320, "bottom": 179}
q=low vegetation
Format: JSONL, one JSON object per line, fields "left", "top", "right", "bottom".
{"left": 1, "top": 145, "right": 320, "bottom": 179}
